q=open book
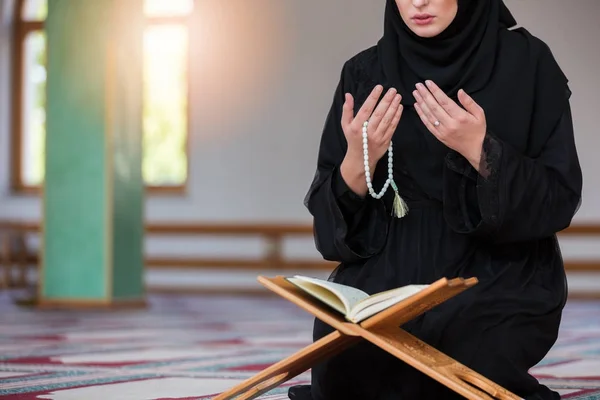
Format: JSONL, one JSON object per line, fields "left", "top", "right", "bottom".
{"left": 285, "top": 275, "right": 429, "bottom": 323}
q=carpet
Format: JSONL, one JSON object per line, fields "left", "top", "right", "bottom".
{"left": 0, "top": 291, "right": 599, "bottom": 399}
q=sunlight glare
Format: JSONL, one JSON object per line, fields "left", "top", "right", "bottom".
{"left": 142, "top": 25, "right": 188, "bottom": 185}
{"left": 22, "top": 0, "right": 47, "bottom": 21}
{"left": 144, "top": 0, "right": 194, "bottom": 17}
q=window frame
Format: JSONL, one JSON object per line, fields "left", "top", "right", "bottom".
{"left": 10, "top": 0, "right": 191, "bottom": 195}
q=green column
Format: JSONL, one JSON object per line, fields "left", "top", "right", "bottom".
{"left": 41, "top": 0, "right": 145, "bottom": 308}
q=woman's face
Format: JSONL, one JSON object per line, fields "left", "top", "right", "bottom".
{"left": 395, "top": 0, "right": 458, "bottom": 38}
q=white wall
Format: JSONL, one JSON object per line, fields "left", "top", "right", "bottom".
{"left": 0, "top": 0, "right": 599, "bottom": 292}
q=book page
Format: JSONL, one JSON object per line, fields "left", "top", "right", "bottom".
{"left": 286, "top": 277, "right": 349, "bottom": 315}
{"left": 348, "top": 285, "right": 429, "bottom": 323}
{"left": 291, "top": 275, "right": 370, "bottom": 315}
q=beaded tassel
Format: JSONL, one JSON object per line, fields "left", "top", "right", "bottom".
{"left": 390, "top": 180, "right": 409, "bottom": 218}
{"left": 362, "top": 121, "right": 409, "bottom": 218}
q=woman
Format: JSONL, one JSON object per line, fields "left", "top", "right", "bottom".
{"left": 290, "top": 0, "right": 583, "bottom": 399}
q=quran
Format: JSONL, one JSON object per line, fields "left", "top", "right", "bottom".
{"left": 285, "top": 275, "right": 429, "bottom": 323}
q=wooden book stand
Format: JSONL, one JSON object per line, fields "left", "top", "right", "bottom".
{"left": 214, "top": 276, "right": 521, "bottom": 400}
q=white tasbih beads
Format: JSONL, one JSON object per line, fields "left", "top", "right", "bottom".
{"left": 362, "top": 120, "right": 409, "bottom": 218}
{"left": 362, "top": 121, "right": 393, "bottom": 200}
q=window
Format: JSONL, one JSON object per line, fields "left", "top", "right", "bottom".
{"left": 11, "top": 0, "right": 192, "bottom": 193}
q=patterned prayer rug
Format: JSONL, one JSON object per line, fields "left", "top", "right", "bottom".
{"left": 0, "top": 291, "right": 599, "bottom": 399}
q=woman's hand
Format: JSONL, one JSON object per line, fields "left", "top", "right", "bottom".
{"left": 413, "top": 80, "right": 486, "bottom": 170}
{"left": 339, "top": 85, "right": 403, "bottom": 197}
{"left": 342, "top": 85, "right": 403, "bottom": 166}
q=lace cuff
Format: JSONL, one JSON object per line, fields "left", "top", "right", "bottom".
{"left": 443, "top": 131, "right": 503, "bottom": 235}
{"left": 446, "top": 150, "right": 478, "bottom": 181}
{"left": 322, "top": 167, "right": 388, "bottom": 260}
{"left": 331, "top": 166, "right": 367, "bottom": 214}
{"left": 476, "top": 132, "right": 503, "bottom": 227}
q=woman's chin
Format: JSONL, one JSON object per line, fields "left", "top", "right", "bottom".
{"left": 409, "top": 22, "right": 446, "bottom": 38}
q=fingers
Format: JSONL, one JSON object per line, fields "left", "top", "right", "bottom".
{"left": 382, "top": 99, "right": 404, "bottom": 143}
{"left": 413, "top": 90, "right": 441, "bottom": 133}
{"left": 424, "top": 80, "right": 463, "bottom": 118}
{"left": 354, "top": 85, "right": 384, "bottom": 127}
{"left": 341, "top": 93, "right": 354, "bottom": 130}
{"left": 366, "top": 87, "right": 399, "bottom": 133}
{"left": 373, "top": 92, "right": 401, "bottom": 135}
{"left": 414, "top": 83, "right": 451, "bottom": 127}
{"left": 414, "top": 102, "right": 439, "bottom": 137}
{"left": 458, "top": 89, "right": 485, "bottom": 119}
{"left": 344, "top": 85, "right": 403, "bottom": 146}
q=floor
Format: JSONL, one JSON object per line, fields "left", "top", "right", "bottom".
{"left": 0, "top": 291, "right": 599, "bottom": 400}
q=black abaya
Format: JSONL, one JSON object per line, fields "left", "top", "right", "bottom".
{"left": 300, "top": 45, "right": 582, "bottom": 400}
{"left": 297, "top": 0, "right": 583, "bottom": 398}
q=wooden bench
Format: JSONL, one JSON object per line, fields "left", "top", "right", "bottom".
{"left": 0, "top": 220, "right": 598, "bottom": 291}
{"left": 0, "top": 222, "right": 31, "bottom": 289}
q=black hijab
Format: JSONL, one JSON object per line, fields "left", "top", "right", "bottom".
{"left": 378, "top": 0, "right": 517, "bottom": 103}
{"left": 373, "top": 0, "right": 570, "bottom": 200}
